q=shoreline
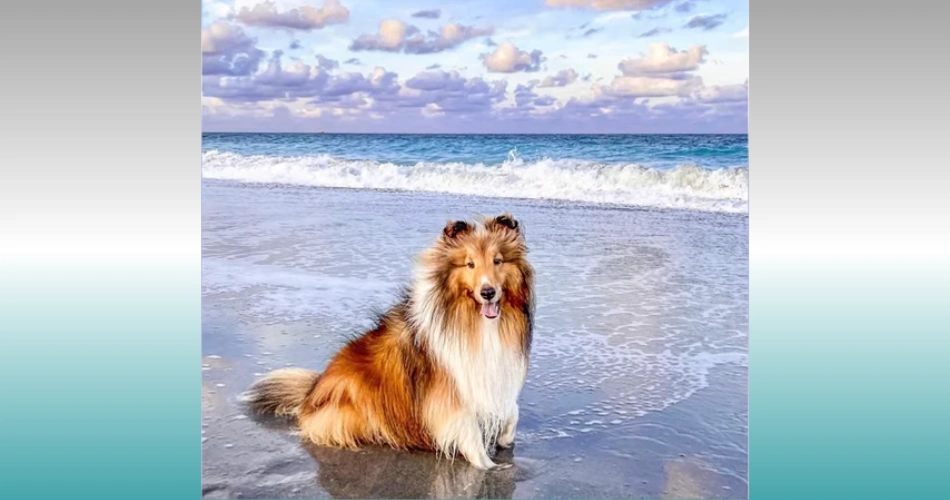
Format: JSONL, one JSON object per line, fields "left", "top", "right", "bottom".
{"left": 201, "top": 177, "right": 750, "bottom": 218}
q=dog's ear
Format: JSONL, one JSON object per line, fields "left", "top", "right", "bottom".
{"left": 492, "top": 213, "right": 520, "bottom": 234}
{"left": 443, "top": 220, "right": 471, "bottom": 240}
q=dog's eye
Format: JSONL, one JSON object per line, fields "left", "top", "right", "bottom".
{"left": 466, "top": 262, "right": 475, "bottom": 269}
{"left": 493, "top": 258, "right": 502, "bottom": 266}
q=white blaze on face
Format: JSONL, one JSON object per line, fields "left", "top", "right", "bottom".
{"left": 478, "top": 276, "right": 500, "bottom": 318}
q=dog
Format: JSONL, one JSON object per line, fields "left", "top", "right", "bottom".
{"left": 242, "top": 213, "right": 535, "bottom": 470}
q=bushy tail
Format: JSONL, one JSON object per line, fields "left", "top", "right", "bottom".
{"left": 241, "top": 368, "right": 319, "bottom": 419}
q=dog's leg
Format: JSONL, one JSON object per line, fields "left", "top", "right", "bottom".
{"left": 496, "top": 405, "right": 519, "bottom": 449}
{"left": 438, "top": 412, "right": 496, "bottom": 470}
{"left": 429, "top": 409, "right": 510, "bottom": 470}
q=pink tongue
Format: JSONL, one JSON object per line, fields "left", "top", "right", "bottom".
{"left": 481, "top": 302, "right": 500, "bottom": 318}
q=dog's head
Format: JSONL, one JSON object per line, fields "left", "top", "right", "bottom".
{"left": 433, "top": 213, "right": 530, "bottom": 320}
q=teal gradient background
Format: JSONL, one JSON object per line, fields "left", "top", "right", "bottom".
{"left": 750, "top": 261, "right": 950, "bottom": 497}
{"left": 0, "top": 265, "right": 201, "bottom": 498}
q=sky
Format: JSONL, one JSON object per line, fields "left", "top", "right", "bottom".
{"left": 201, "top": 0, "right": 748, "bottom": 133}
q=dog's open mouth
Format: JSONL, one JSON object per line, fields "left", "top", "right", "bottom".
{"left": 480, "top": 302, "right": 500, "bottom": 319}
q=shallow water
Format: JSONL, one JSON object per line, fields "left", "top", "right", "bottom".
{"left": 201, "top": 180, "right": 748, "bottom": 498}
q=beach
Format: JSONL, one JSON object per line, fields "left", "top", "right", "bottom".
{"left": 201, "top": 153, "right": 748, "bottom": 497}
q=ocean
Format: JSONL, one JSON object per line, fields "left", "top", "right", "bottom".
{"left": 202, "top": 133, "right": 749, "bottom": 214}
{"left": 201, "top": 133, "right": 749, "bottom": 498}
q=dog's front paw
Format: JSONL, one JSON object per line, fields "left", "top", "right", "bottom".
{"left": 464, "top": 453, "right": 497, "bottom": 471}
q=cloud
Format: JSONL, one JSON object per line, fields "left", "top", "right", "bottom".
{"left": 683, "top": 13, "right": 727, "bottom": 30}
{"left": 410, "top": 9, "right": 441, "bottom": 19}
{"left": 204, "top": 70, "right": 748, "bottom": 133}
{"left": 543, "top": 0, "right": 674, "bottom": 11}
{"left": 580, "top": 43, "right": 711, "bottom": 101}
{"left": 511, "top": 83, "right": 556, "bottom": 108}
{"left": 202, "top": 21, "right": 255, "bottom": 55}
{"left": 315, "top": 54, "right": 339, "bottom": 70}
{"left": 638, "top": 27, "right": 671, "bottom": 37}
{"left": 349, "top": 20, "right": 493, "bottom": 54}
{"left": 732, "top": 26, "right": 749, "bottom": 38}
{"left": 537, "top": 68, "right": 579, "bottom": 88}
{"left": 289, "top": 40, "right": 301, "bottom": 50}
{"left": 674, "top": 1, "right": 695, "bottom": 13}
{"left": 203, "top": 49, "right": 403, "bottom": 106}
{"left": 582, "top": 27, "right": 603, "bottom": 37}
{"left": 481, "top": 42, "right": 545, "bottom": 73}
{"left": 693, "top": 81, "right": 748, "bottom": 103}
{"left": 350, "top": 19, "right": 412, "bottom": 51}
{"left": 201, "top": 22, "right": 266, "bottom": 76}
{"left": 233, "top": 0, "right": 349, "bottom": 31}
{"left": 618, "top": 43, "right": 708, "bottom": 76}
{"left": 204, "top": 51, "right": 508, "bottom": 119}
{"left": 602, "top": 75, "right": 701, "bottom": 97}
{"left": 401, "top": 70, "right": 508, "bottom": 113}
{"left": 201, "top": 22, "right": 747, "bottom": 134}
{"left": 204, "top": 99, "right": 748, "bottom": 133}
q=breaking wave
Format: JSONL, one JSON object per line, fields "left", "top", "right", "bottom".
{"left": 202, "top": 150, "right": 748, "bottom": 213}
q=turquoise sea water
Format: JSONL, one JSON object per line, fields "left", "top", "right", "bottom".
{"left": 202, "top": 133, "right": 748, "bottom": 169}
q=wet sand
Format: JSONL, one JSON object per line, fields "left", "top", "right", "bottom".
{"left": 201, "top": 181, "right": 748, "bottom": 498}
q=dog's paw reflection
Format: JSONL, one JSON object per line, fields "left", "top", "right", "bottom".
{"left": 304, "top": 443, "right": 517, "bottom": 499}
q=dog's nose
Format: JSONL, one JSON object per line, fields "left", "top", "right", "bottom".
{"left": 480, "top": 286, "right": 496, "bottom": 301}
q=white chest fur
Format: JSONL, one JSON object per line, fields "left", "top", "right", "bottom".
{"left": 435, "top": 318, "right": 526, "bottom": 433}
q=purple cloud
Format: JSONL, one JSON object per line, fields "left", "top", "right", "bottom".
{"left": 399, "top": 70, "right": 508, "bottom": 114}
{"left": 693, "top": 81, "right": 749, "bottom": 103}
{"left": 350, "top": 20, "right": 493, "bottom": 54}
{"left": 201, "top": 22, "right": 266, "bottom": 77}
{"left": 674, "top": 1, "right": 696, "bottom": 13}
{"left": 618, "top": 43, "right": 708, "bottom": 77}
{"left": 233, "top": 0, "right": 349, "bottom": 31}
{"left": 201, "top": 20, "right": 747, "bottom": 135}
{"left": 481, "top": 43, "right": 545, "bottom": 73}
{"left": 638, "top": 27, "right": 672, "bottom": 38}
{"left": 537, "top": 68, "right": 579, "bottom": 88}
{"left": 314, "top": 54, "right": 339, "bottom": 70}
{"left": 543, "top": 0, "right": 675, "bottom": 11}
{"left": 684, "top": 13, "right": 727, "bottom": 31}
{"left": 410, "top": 9, "right": 442, "bottom": 19}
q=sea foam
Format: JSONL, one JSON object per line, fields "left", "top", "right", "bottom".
{"left": 202, "top": 150, "right": 748, "bottom": 214}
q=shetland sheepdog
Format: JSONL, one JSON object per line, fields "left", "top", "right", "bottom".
{"left": 242, "top": 213, "right": 535, "bottom": 470}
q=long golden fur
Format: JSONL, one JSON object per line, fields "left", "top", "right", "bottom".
{"left": 242, "top": 213, "right": 535, "bottom": 470}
